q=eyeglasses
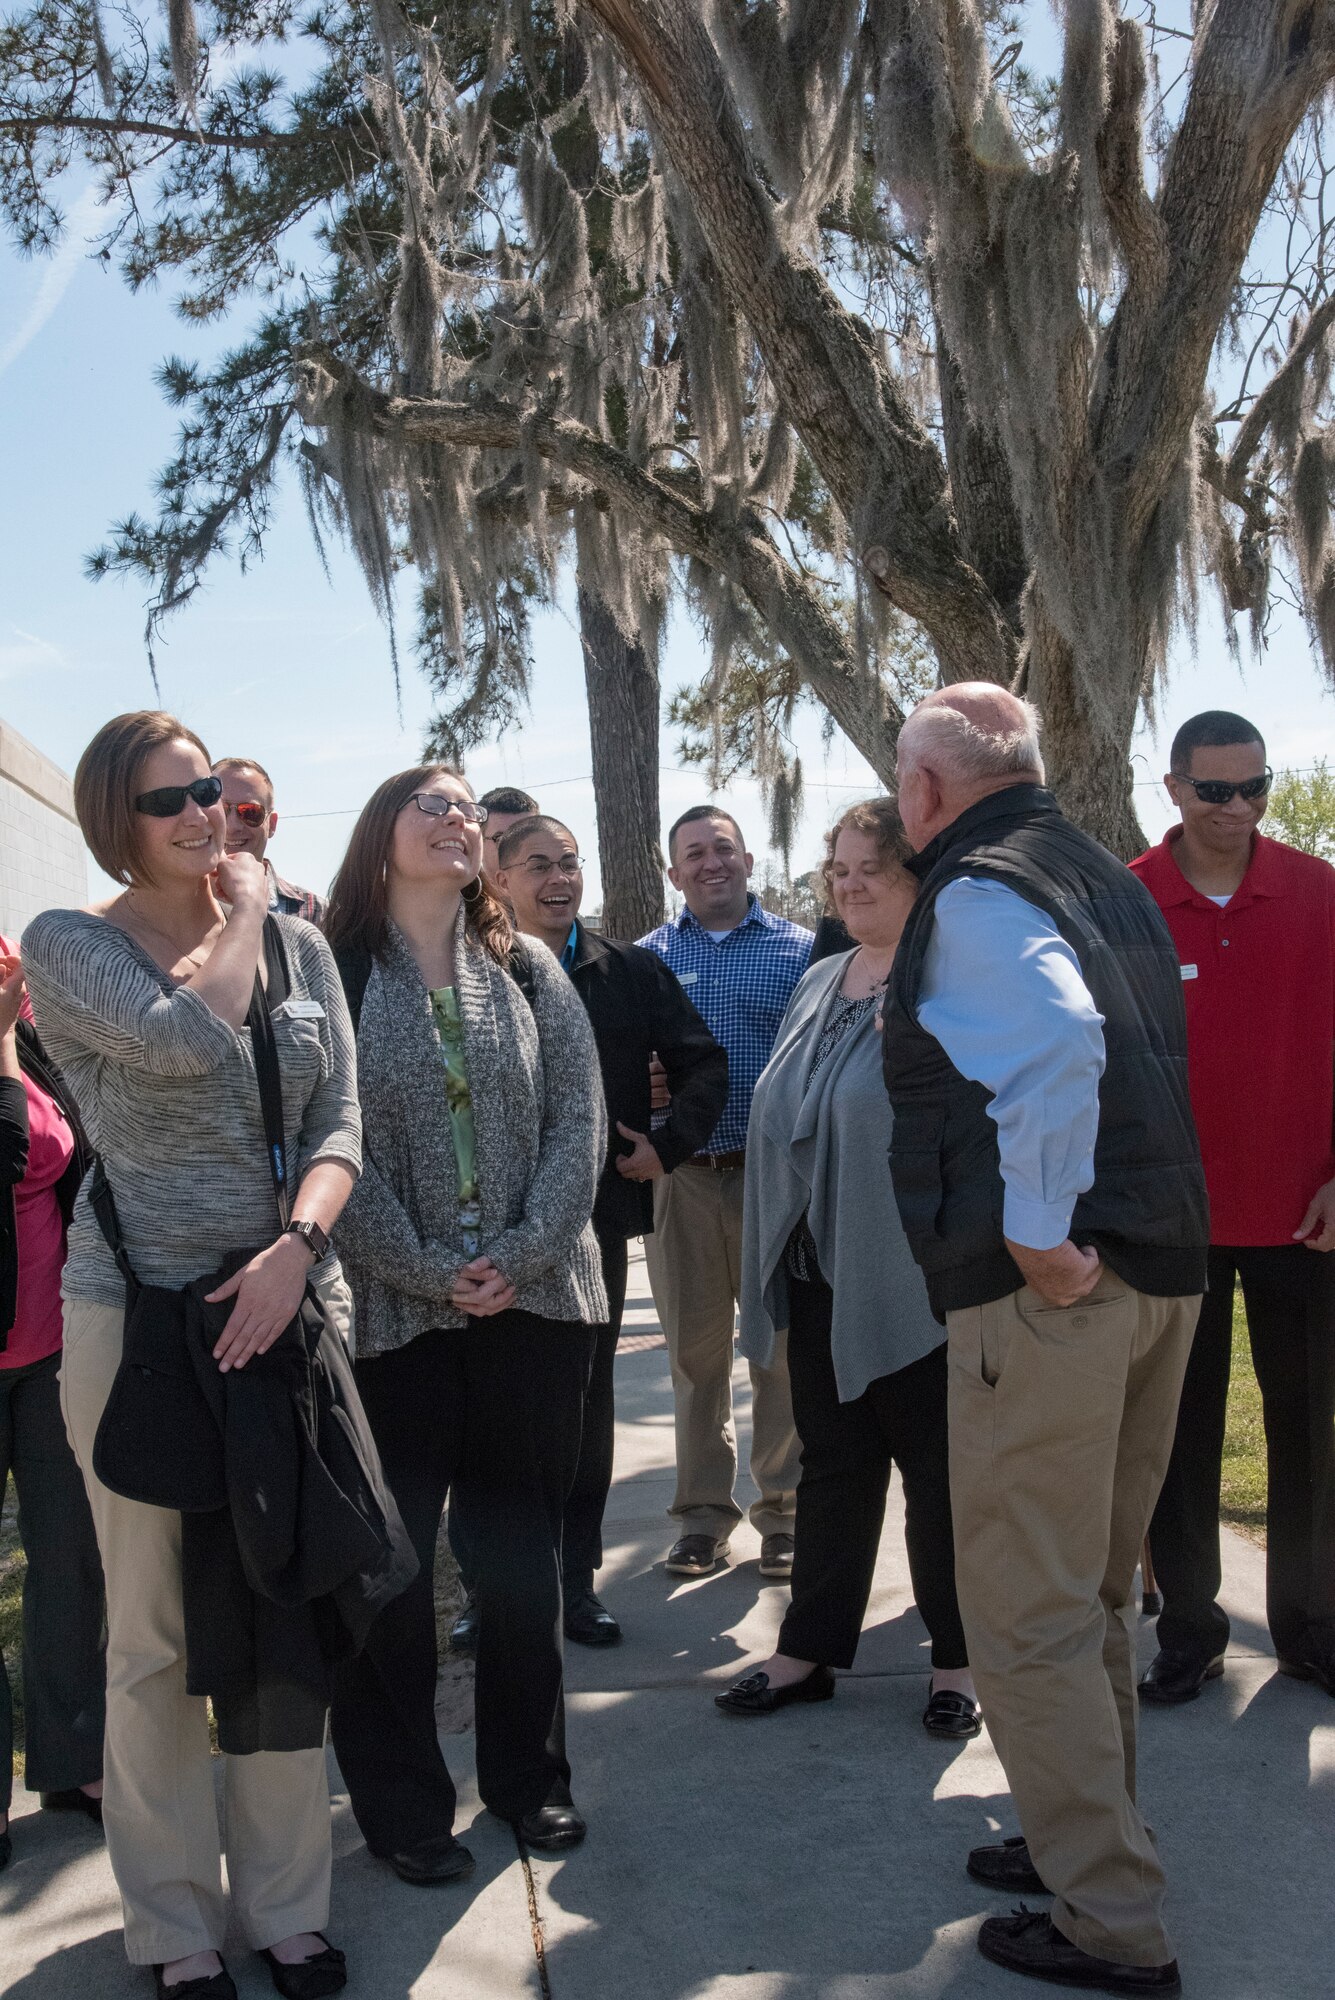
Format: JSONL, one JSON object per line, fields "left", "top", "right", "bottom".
{"left": 408, "top": 793, "right": 488, "bottom": 824}
{"left": 135, "top": 776, "right": 223, "bottom": 818}
{"left": 1174, "top": 768, "right": 1272, "bottom": 806}
{"left": 516, "top": 854, "right": 584, "bottom": 878}
{"left": 228, "top": 799, "right": 269, "bottom": 829}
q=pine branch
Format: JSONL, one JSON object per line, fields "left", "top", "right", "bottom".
{"left": 0, "top": 111, "right": 306, "bottom": 152}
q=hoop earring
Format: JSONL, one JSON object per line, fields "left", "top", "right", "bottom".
{"left": 462, "top": 876, "right": 482, "bottom": 904}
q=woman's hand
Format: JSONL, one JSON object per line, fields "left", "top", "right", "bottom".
{"left": 0, "top": 954, "right": 27, "bottom": 1039}
{"left": 450, "top": 1255, "right": 516, "bottom": 1317}
{"left": 205, "top": 1234, "right": 313, "bottom": 1370}
{"left": 212, "top": 849, "right": 270, "bottom": 920}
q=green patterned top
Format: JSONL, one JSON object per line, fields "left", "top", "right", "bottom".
{"left": 429, "top": 985, "right": 481, "bottom": 1256}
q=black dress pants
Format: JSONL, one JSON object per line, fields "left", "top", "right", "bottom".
{"left": 0, "top": 1351, "right": 106, "bottom": 1809}
{"left": 1149, "top": 1243, "right": 1335, "bottom": 1661}
{"left": 329, "top": 1310, "right": 593, "bottom": 1848}
{"left": 777, "top": 1270, "right": 968, "bottom": 1671}
{"left": 451, "top": 1229, "right": 627, "bottom": 1595}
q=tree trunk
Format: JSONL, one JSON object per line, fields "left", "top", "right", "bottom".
{"left": 1025, "top": 593, "right": 1147, "bottom": 860}
{"left": 578, "top": 584, "right": 665, "bottom": 938}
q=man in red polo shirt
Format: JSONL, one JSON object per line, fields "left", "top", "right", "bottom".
{"left": 1130, "top": 709, "right": 1335, "bottom": 1705}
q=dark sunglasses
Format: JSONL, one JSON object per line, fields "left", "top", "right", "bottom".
{"left": 134, "top": 775, "right": 224, "bottom": 818}
{"left": 229, "top": 798, "right": 269, "bottom": 828}
{"left": 408, "top": 793, "right": 488, "bottom": 824}
{"left": 1174, "top": 768, "right": 1272, "bottom": 806}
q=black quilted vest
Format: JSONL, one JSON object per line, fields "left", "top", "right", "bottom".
{"left": 882, "top": 786, "right": 1208, "bottom": 1319}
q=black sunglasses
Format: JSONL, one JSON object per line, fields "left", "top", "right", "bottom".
{"left": 135, "top": 775, "right": 224, "bottom": 818}
{"left": 1174, "top": 768, "right": 1272, "bottom": 807}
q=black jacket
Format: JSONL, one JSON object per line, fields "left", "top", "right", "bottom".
{"left": 90, "top": 1178, "right": 417, "bottom": 1753}
{"left": 883, "top": 785, "right": 1209, "bottom": 1319}
{"left": 566, "top": 921, "right": 729, "bottom": 1238}
{"left": 0, "top": 1020, "right": 90, "bottom": 1349}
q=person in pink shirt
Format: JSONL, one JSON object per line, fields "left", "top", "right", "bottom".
{"left": 0, "top": 936, "right": 105, "bottom": 1869}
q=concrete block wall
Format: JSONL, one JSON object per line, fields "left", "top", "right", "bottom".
{"left": 0, "top": 720, "right": 89, "bottom": 944}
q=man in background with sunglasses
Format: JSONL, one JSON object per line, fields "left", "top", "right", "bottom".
{"left": 213, "top": 757, "right": 327, "bottom": 926}
{"left": 1131, "top": 709, "right": 1335, "bottom": 1706}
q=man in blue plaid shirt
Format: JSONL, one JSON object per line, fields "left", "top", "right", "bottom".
{"left": 638, "top": 806, "right": 812, "bottom": 1579}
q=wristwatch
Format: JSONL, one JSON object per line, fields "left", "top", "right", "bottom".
{"left": 284, "top": 1218, "right": 330, "bottom": 1263}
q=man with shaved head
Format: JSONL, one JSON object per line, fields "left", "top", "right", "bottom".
{"left": 882, "top": 684, "right": 1208, "bottom": 1997}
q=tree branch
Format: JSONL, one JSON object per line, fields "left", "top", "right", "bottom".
{"left": 1225, "top": 290, "right": 1335, "bottom": 488}
{"left": 299, "top": 354, "right": 905, "bottom": 779}
{"left": 0, "top": 111, "right": 306, "bottom": 152}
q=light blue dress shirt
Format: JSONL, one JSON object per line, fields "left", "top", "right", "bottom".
{"left": 916, "top": 877, "right": 1107, "bottom": 1251}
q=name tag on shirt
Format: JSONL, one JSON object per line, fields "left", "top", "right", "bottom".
{"left": 274, "top": 997, "right": 326, "bottom": 1021}
{"left": 678, "top": 970, "right": 699, "bottom": 986}
{"left": 1180, "top": 964, "right": 1198, "bottom": 981}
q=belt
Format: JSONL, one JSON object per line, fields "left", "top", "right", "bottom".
{"left": 689, "top": 1149, "right": 746, "bottom": 1173}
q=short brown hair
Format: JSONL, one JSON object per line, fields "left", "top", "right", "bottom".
{"left": 74, "top": 711, "right": 212, "bottom": 887}
{"left": 667, "top": 804, "right": 745, "bottom": 860}
{"left": 495, "top": 815, "right": 576, "bottom": 869}
{"left": 324, "top": 764, "right": 512, "bottom": 966}
{"left": 819, "top": 797, "right": 912, "bottom": 910}
{"left": 213, "top": 755, "right": 275, "bottom": 804}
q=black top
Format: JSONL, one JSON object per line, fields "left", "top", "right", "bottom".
{"left": 565, "top": 920, "right": 729, "bottom": 1239}
{"left": 883, "top": 785, "right": 1209, "bottom": 1318}
{"left": 0, "top": 1020, "right": 90, "bottom": 1348}
{"left": 809, "top": 913, "right": 854, "bottom": 964}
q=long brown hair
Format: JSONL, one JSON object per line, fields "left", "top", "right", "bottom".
{"left": 324, "top": 763, "right": 512, "bottom": 965}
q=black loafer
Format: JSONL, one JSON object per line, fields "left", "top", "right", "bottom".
{"left": 0, "top": 1827, "right": 11, "bottom": 1870}
{"left": 714, "top": 1663, "right": 835, "bottom": 1716}
{"left": 665, "top": 1534, "right": 729, "bottom": 1576}
{"left": 564, "top": 1588, "right": 622, "bottom": 1647}
{"left": 1278, "top": 1651, "right": 1335, "bottom": 1696}
{"left": 978, "top": 1908, "right": 1181, "bottom": 1993}
{"left": 386, "top": 1834, "right": 476, "bottom": 1885}
{"left": 967, "top": 1834, "right": 1049, "bottom": 1895}
{"left": 448, "top": 1595, "right": 480, "bottom": 1654}
{"left": 41, "top": 1786, "right": 103, "bottom": 1824}
{"left": 922, "top": 1688, "right": 982, "bottom": 1738}
{"left": 153, "top": 1964, "right": 237, "bottom": 2000}
{"left": 259, "top": 1938, "right": 346, "bottom": 2000}
{"left": 1137, "top": 1647, "right": 1225, "bottom": 1705}
{"left": 513, "top": 1803, "right": 587, "bottom": 1851}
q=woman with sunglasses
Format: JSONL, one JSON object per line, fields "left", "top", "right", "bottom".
{"left": 323, "top": 765, "right": 606, "bottom": 1873}
{"left": 21, "top": 712, "right": 362, "bottom": 2000}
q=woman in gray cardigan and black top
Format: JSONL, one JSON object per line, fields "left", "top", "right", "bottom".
{"left": 324, "top": 763, "right": 606, "bottom": 1876}
{"left": 717, "top": 798, "right": 978, "bottom": 1737}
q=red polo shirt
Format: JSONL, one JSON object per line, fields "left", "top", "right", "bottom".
{"left": 1130, "top": 830, "right": 1335, "bottom": 1245}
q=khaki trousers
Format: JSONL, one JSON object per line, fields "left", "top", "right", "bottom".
{"left": 60, "top": 1296, "right": 334, "bottom": 1965}
{"left": 644, "top": 1163, "right": 799, "bottom": 1541}
{"left": 946, "top": 1272, "right": 1199, "bottom": 1968}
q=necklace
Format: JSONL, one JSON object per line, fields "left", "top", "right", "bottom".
{"left": 117, "top": 892, "right": 220, "bottom": 972}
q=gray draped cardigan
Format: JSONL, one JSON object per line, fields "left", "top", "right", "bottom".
{"left": 738, "top": 951, "right": 943, "bottom": 1403}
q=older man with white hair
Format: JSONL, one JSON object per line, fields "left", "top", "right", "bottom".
{"left": 881, "top": 685, "right": 1208, "bottom": 1998}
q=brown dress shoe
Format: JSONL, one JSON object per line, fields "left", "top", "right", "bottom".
{"left": 978, "top": 1909, "right": 1181, "bottom": 1993}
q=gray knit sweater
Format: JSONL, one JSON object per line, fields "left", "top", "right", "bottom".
{"left": 332, "top": 910, "right": 608, "bottom": 1355}
{"left": 21, "top": 908, "right": 362, "bottom": 1306}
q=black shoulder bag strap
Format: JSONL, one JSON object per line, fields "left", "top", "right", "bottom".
{"left": 249, "top": 916, "right": 293, "bottom": 1229}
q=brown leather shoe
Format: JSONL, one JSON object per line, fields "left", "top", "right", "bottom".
{"left": 978, "top": 1910, "right": 1181, "bottom": 1993}
{"left": 665, "top": 1534, "right": 729, "bottom": 1576}
{"left": 967, "top": 1834, "right": 1049, "bottom": 1895}
{"left": 758, "top": 1533, "right": 795, "bottom": 1578}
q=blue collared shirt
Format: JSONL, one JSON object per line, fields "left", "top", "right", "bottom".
{"left": 917, "top": 877, "right": 1106, "bottom": 1250}
{"left": 638, "top": 897, "right": 813, "bottom": 1153}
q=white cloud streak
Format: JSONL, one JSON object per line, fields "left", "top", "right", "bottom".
{"left": 0, "top": 186, "right": 104, "bottom": 380}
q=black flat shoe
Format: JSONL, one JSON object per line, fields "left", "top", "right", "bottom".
{"left": 923, "top": 1688, "right": 982, "bottom": 1738}
{"left": 259, "top": 1937, "right": 347, "bottom": 2000}
{"left": 41, "top": 1786, "right": 103, "bottom": 1824}
{"left": 1278, "top": 1650, "right": 1335, "bottom": 1696}
{"left": 448, "top": 1595, "right": 480, "bottom": 1654}
{"left": 513, "top": 1803, "right": 587, "bottom": 1852}
{"left": 152, "top": 1963, "right": 237, "bottom": 2000}
{"left": 714, "top": 1663, "right": 835, "bottom": 1716}
{"left": 1137, "top": 1646, "right": 1225, "bottom": 1705}
{"left": 967, "top": 1834, "right": 1049, "bottom": 1895}
{"left": 978, "top": 1909, "right": 1181, "bottom": 1993}
{"left": 386, "top": 1833, "right": 476, "bottom": 1884}
{"left": 564, "top": 1587, "right": 622, "bottom": 1647}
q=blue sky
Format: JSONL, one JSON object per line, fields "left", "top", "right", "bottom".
{"left": 2, "top": 172, "right": 1332, "bottom": 912}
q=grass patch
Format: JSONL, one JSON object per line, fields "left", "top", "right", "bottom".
{"left": 1220, "top": 1295, "right": 1267, "bottom": 1543}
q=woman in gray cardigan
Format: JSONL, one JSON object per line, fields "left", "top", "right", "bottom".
{"left": 716, "top": 799, "right": 978, "bottom": 1737}
{"left": 324, "top": 763, "right": 606, "bottom": 1876}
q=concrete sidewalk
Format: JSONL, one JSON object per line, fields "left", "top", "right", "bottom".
{"left": 3, "top": 1244, "right": 1332, "bottom": 1997}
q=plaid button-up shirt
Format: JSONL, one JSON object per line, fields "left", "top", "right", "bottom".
{"left": 637, "top": 897, "right": 813, "bottom": 1154}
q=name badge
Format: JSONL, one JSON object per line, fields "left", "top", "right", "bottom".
{"left": 678, "top": 970, "right": 699, "bottom": 986}
{"left": 1180, "top": 964, "right": 1198, "bottom": 981}
{"left": 275, "top": 997, "right": 326, "bottom": 1021}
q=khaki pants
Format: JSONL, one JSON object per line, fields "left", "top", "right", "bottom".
{"left": 947, "top": 1272, "right": 1200, "bottom": 1967}
{"left": 645, "top": 1163, "right": 799, "bottom": 1541}
{"left": 60, "top": 1295, "right": 334, "bottom": 1965}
